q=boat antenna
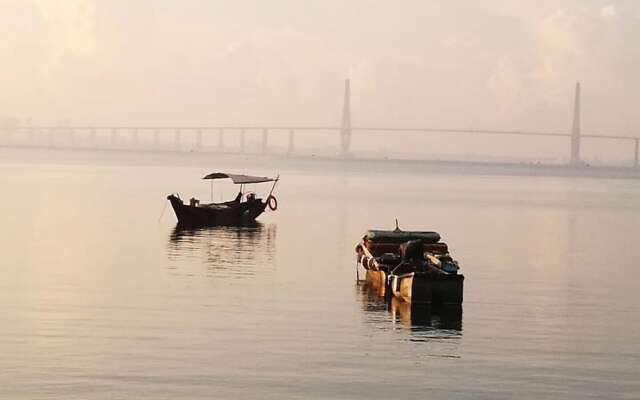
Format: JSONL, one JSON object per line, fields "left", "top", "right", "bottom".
{"left": 394, "top": 218, "right": 401, "bottom": 232}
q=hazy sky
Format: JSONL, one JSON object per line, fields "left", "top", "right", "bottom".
{"left": 1, "top": 0, "right": 639, "bottom": 135}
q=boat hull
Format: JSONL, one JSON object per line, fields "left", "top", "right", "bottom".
{"left": 365, "top": 269, "right": 386, "bottom": 295}
{"left": 390, "top": 272, "right": 464, "bottom": 305}
{"left": 167, "top": 195, "right": 267, "bottom": 227}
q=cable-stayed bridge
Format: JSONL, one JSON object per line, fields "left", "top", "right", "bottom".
{"left": 2, "top": 81, "right": 639, "bottom": 167}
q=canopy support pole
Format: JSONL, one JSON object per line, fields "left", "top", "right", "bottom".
{"left": 267, "top": 175, "right": 280, "bottom": 197}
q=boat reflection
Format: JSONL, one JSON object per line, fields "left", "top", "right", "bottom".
{"left": 358, "top": 283, "right": 463, "bottom": 334}
{"left": 167, "top": 223, "right": 277, "bottom": 277}
{"left": 390, "top": 298, "right": 463, "bottom": 332}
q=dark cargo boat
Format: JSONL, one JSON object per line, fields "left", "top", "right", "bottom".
{"left": 167, "top": 172, "right": 279, "bottom": 227}
{"left": 355, "top": 224, "right": 463, "bottom": 305}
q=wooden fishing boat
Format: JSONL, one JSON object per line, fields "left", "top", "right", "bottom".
{"left": 356, "top": 224, "right": 464, "bottom": 305}
{"left": 167, "top": 172, "right": 279, "bottom": 227}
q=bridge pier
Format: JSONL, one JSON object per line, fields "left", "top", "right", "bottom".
{"left": 57, "top": 127, "right": 65, "bottom": 146}
{"left": 132, "top": 129, "right": 139, "bottom": 146}
{"left": 174, "top": 129, "right": 181, "bottom": 149}
{"left": 153, "top": 129, "right": 159, "bottom": 146}
{"left": 262, "top": 128, "right": 268, "bottom": 153}
{"left": 218, "top": 128, "right": 224, "bottom": 150}
{"left": 196, "top": 129, "right": 203, "bottom": 149}
{"left": 288, "top": 129, "right": 295, "bottom": 155}
{"left": 110, "top": 128, "right": 117, "bottom": 146}
{"left": 89, "top": 128, "right": 96, "bottom": 145}
{"left": 2, "top": 128, "right": 11, "bottom": 145}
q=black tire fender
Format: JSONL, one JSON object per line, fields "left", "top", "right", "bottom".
{"left": 267, "top": 195, "right": 278, "bottom": 211}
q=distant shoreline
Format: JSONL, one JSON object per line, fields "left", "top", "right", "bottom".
{"left": 2, "top": 144, "right": 639, "bottom": 180}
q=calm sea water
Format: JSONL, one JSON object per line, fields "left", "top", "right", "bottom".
{"left": 1, "top": 148, "right": 639, "bottom": 399}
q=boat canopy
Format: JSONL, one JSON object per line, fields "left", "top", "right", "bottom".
{"left": 364, "top": 230, "right": 441, "bottom": 244}
{"left": 202, "top": 172, "right": 278, "bottom": 184}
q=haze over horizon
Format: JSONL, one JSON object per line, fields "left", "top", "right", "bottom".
{"left": 1, "top": 1, "right": 639, "bottom": 138}
{"left": 2, "top": 4, "right": 640, "bottom": 399}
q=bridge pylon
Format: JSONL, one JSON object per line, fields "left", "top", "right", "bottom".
{"left": 570, "top": 82, "right": 581, "bottom": 165}
{"left": 340, "top": 79, "right": 351, "bottom": 156}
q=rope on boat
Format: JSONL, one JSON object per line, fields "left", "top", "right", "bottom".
{"left": 158, "top": 200, "right": 168, "bottom": 223}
